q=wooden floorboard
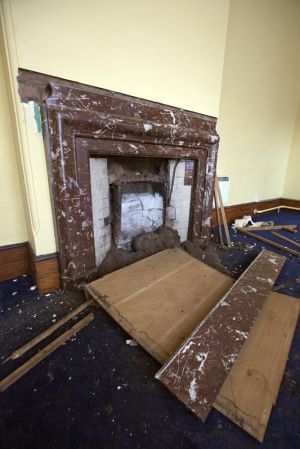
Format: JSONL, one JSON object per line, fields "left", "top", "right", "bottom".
{"left": 214, "top": 292, "right": 299, "bottom": 442}
{"left": 85, "top": 248, "right": 234, "bottom": 363}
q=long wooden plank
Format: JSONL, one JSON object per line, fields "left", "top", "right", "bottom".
{"left": 237, "top": 228, "right": 300, "bottom": 256}
{"left": 0, "top": 313, "right": 94, "bottom": 392}
{"left": 85, "top": 248, "right": 234, "bottom": 363}
{"left": 214, "top": 293, "right": 299, "bottom": 442}
{"left": 155, "top": 249, "right": 286, "bottom": 422}
{"left": 86, "top": 247, "right": 297, "bottom": 439}
{"left": 215, "top": 178, "right": 231, "bottom": 246}
{"left": 239, "top": 225, "right": 297, "bottom": 233}
{"left": 214, "top": 188, "right": 224, "bottom": 245}
{"left": 271, "top": 231, "right": 300, "bottom": 248}
{"left": 4, "top": 300, "right": 94, "bottom": 362}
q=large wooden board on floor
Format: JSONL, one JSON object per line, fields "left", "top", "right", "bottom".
{"left": 85, "top": 247, "right": 298, "bottom": 439}
{"left": 155, "top": 249, "right": 286, "bottom": 422}
{"left": 85, "top": 248, "right": 234, "bottom": 363}
{"left": 214, "top": 292, "right": 300, "bottom": 442}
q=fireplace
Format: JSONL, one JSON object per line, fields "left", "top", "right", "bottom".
{"left": 18, "top": 70, "right": 219, "bottom": 290}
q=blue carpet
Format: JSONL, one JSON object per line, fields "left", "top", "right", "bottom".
{"left": 0, "top": 211, "right": 299, "bottom": 449}
{"left": 216, "top": 210, "right": 300, "bottom": 298}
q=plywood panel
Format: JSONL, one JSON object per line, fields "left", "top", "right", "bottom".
{"left": 214, "top": 292, "right": 299, "bottom": 442}
{"left": 155, "top": 250, "right": 286, "bottom": 422}
{"left": 85, "top": 248, "right": 234, "bottom": 363}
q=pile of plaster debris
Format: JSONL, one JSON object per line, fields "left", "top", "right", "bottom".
{"left": 97, "top": 225, "right": 231, "bottom": 278}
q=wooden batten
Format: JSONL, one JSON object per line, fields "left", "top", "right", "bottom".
{"left": 0, "top": 312, "right": 94, "bottom": 392}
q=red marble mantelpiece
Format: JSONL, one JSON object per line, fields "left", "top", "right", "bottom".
{"left": 18, "top": 69, "right": 220, "bottom": 290}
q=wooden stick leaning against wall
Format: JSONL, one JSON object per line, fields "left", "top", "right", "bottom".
{"left": 215, "top": 177, "right": 231, "bottom": 246}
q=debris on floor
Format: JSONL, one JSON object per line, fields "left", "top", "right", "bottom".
{"left": 0, "top": 300, "right": 95, "bottom": 392}
{"left": 97, "top": 226, "right": 181, "bottom": 278}
{"left": 237, "top": 227, "right": 300, "bottom": 257}
{"left": 183, "top": 239, "right": 231, "bottom": 276}
{"left": 126, "top": 339, "right": 138, "bottom": 347}
{"left": 231, "top": 215, "right": 274, "bottom": 229}
{"left": 84, "top": 246, "right": 299, "bottom": 441}
{"left": 1, "top": 211, "right": 300, "bottom": 447}
{"left": 96, "top": 224, "right": 232, "bottom": 279}
{"left": 3, "top": 300, "right": 94, "bottom": 363}
{"left": 273, "top": 277, "right": 300, "bottom": 291}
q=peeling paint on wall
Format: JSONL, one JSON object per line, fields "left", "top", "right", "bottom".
{"left": 23, "top": 101, "right": 42, "bottom": 134}
{"left": 33, "top": 103, "right": 42, "bottom": 133}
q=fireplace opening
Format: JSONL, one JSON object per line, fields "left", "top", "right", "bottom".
{"left": 90, "top": 156, "right": 194, "bottom": 270}
{"left": 111, "top": 181, "right": 166, "bottom": 250}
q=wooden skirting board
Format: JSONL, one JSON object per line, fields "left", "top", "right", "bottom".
{"left": 211, "top": 197, "right": 300, "bottom": 226}
{"left": 28, "top": 245, "right": 60, "bottom": 294}
{"left": 85, "top": 248, "right": 298, "bottom": 441}
{"left": 0, "top": 242, "right": 29, "bottom": 282}
{"left": 1, "top": 196, "right": 299, "bottom": 290}
{"left": 211, "top": 198, "right": 281, "bottom": 226}
{"left": 0, "top": 242, "right": 60, "bottom": 294}
{"left": 282, "top": 198, "right": 300, "bottom": 209}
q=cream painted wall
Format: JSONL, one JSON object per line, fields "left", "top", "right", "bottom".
{"left": 1, "top": 0, "right": 230, "bottom": 254}
{"left": 284, "top": 102, "right": 300, "bottom": 199}
{"left": 0, "top": 39, "right": 27, "bottom": 245}
{"left": 1, "top": 3, "right": 57, "bottom": 254}
{"left": 9, "top": 0, "right": 230, "bottom": 117}
{"left": 217, "top": 0, "right": 300, "bottom": 205}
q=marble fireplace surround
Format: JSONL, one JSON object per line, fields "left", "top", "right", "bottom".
{"left": 18, "top": 69, "right": 220, "bottom": 290}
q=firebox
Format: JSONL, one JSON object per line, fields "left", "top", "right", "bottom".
{"left": 90, "top": 156, "right": 194, "bottom": 265}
